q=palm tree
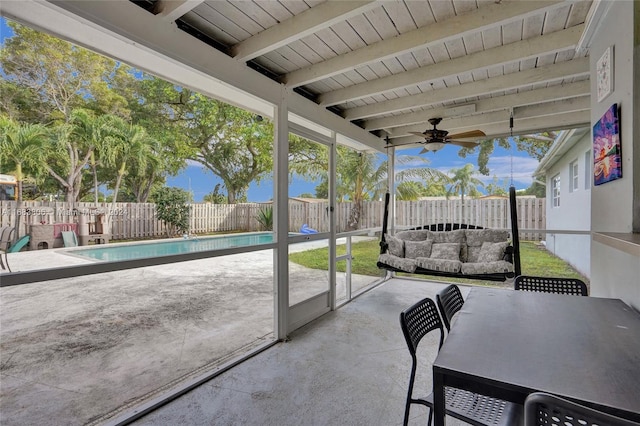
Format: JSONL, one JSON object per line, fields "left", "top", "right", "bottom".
{"left": 103, "top": 119, "right": 155, "bottom": 215}
{"left": 42, "top": 109, "right": 110, "bottom": 205}
{"left": 0, "top": 115, "right": 49, "bottom": 238}
{"left": 338, "top": 149, "right": 448, "bottom": 229}
{"left": 0, "top": 115, "right": 48, "bottom": 201}
{"left": 447, "top": 164, "right": 485, "bottom": 202}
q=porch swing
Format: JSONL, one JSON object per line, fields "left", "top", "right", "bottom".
{"left": 377, "top": 113, "right": 522, "bottom": 282}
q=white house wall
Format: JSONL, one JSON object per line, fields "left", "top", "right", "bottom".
{"left": 589, "top": 1, "right": 640, "bottom": 309}
{"left": 545, "top": 131, "right": 592, "bottom": 277}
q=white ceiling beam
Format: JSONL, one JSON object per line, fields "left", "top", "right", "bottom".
{"left": 364, "top": 80, "right": 590, "bottom": 131}
{"left": 344, "top": 57, "right": 590, "bottom": 120}
{"left": 319, "top": 24, "right": 584, "bottom": 107}
{"left": 391, "top": 96, "right": 590, "bottom": 137}
{"left": 6, "top": 0, "right": 384, "bottom": 151}
{"left": 283, "top": 0, "right": 565, "bottom": 87}
{"left": 390, "top": 110, "right": 591, "bottom": 146}
{"left": 153, "top": 0, "right": 204, "bottom": 22}
{"left": 231, "top": 1, "right": 379, "bottom": 62}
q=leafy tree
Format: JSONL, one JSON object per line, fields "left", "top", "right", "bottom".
{"left": 0, "top": 115, "right": 48, "bottom": 201}
{"left": 153, "top": 187, "right": 191, "bottom": 237}
{"left": 203, "top": 184, "right": 227, "bottom": 204}
{"left": 0, "top": 21, "right": 132, "bottom": 122}
{"left": 447, "top": 164, "right": 485, "bottom": 201}
{"left": 484, "top": 176, "right": 510, "bottom": 196}
{"left": 522, "top": 181, "right": 546, "bottom": 198}
{"left": 458, "top": 133, "right": 558, "bottom": 176}
{"left": 102, "top": 119, "right": 155, "bottom": 209}
{"left": 312, "top": 148, "right": 448, "bottom": 228}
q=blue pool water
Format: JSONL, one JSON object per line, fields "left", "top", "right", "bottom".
{"left": 70, "top": 232, "right": 275, "bottom": 262}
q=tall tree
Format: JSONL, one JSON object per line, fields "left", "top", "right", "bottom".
{"left": 0, "top": 115, "right": 48, "bottom": 201}
{"left": 0, "top": 115, "right": 49, "bottom": 238}
{"left": 458, "top": 133, "right": 558, "bottom": 176}
{"left": 0, "top": 21, "right": 132, "bottom": 122}
{"left": 103, "top": 119, "right": 155, "bottom": 211}
{"left": 313, "top": 148, "right": 448, "bottom": 228}
{"left": 447, "top": 164, "right": 485, "bottom": 201}
{"left": 41, "top": 109, "right": 115, "bottom": 204}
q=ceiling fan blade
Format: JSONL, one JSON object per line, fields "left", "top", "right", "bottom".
{"left": 408, "top": 131, "right": 427, "bottom": 137}
{"left": 449, "top": 140, "right": 480, "bottom": 148}
{"left": 447, "top": 129, "right": 486, "bottom": 139}
{"left": 419, "top": 147, "right": 429, "bottom": 154}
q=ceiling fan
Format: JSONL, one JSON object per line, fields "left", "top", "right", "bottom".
{"left": 406, "top": 118, "right": 486, "bottom": 154}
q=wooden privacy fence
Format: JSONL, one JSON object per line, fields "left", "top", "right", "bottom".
{"left": 0, "top": 197, "right": 545, "bottom": 241}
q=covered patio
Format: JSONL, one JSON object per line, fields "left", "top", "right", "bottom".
{"left": 1, "top": 0, "right": 639, "bottom": 425}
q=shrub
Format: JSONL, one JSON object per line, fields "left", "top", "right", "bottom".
{"left": 154, "top": 187, "right": 191, "bottom": 237}
{"left": 256, "top": 206, "right": 273, "bottom": 231}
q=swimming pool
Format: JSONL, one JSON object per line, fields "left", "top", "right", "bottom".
{"left": 70, "top": 232, "right": 276, "bottom": 262}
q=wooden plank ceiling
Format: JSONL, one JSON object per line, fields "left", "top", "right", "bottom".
{"left": 144, "top": 0, "right": 592, "bottom": 147}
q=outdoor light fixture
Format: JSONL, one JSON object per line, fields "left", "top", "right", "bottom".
{"left": 428, "top": 142, "right": 445, "bottom": 151}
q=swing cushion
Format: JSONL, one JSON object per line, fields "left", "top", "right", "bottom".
{"left": 416, "top": 257, "right": 462, "bottom": 273}
{"left": 378, "top": 227, "right": 514, "bottom": 278}
{"left": 404, "top": 239, "right": 433, "bottom": 259}
{"left": 465, "top": 229, "right": 511, "bottom": 262}
{"left": 478, "top": 241, "right": 510, "bottom": 263}
{"left": 430, "top": 243, "right": 462, "bottom": 261}
{"left": 385, "top": 234, "right": 404, "bottom": 257}
{"left": 378, "top": 253, "right": 417, "bottom": 273}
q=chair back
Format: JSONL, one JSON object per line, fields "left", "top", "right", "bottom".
{"left": 0, "top": 226, "right": 16, "bottom": 251}
{"left": 436, "top": 284, "right": 464, "bottom": 332}
{"left": 400, "top": 297, "right": 444, "bottom": 355}
{"left": 525, "top": 392, "right": 639, "bottom": 426}
{"left": 514, "top": 275, "right": 588, "bottom": 296}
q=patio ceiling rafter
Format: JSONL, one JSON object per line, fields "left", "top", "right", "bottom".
{"left": 153, "top": 0, "right": 205, "bottom": 22}
{"left": 319, "top": 24, "right": 585, "bottom": 107}
{"left": 364, "top": 80, "right": 591, "bottom": 131}
{"left": 282, "top": 0, "right": 567, "bottom": 88}
{"left": 230, "top": 0, "right": 380, "bottom": 62}
{"left": 390, "top": 96, "right": 590, "bottom": 138}
{"left": 344, "top": 57, "right": 590, "bottom": 121}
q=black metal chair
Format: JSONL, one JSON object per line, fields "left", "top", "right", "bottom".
{"left": 400, "top": 297, "right": 522, "bottom": 426}
{"left": 514, "top": 275, "right": 588, "bottom": 296}
{"left": 525, "top": 392, "right": 640, "bottom": 426}
{"left": 436, "top": 284, "right": 464, "bottom": 332}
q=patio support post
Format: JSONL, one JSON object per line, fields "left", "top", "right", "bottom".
{"left": 387, "top": 145, "right": 395, "bottom": 279}
{"left": 274, "top": 87, "right": 289, "bottom": 340}
{"left": 329, "top": 131, "right": 338, "bottom": 311}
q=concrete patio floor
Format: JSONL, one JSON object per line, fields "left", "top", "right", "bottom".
{"left": 0, "top": 238, "right": 380, "bottom": 425}
{"left": 131, "top": 278, "right": 480, "bottom": 426}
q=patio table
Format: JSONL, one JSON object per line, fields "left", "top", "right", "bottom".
{"left": 432, "top": 288, "right": 640, "bottom": 425}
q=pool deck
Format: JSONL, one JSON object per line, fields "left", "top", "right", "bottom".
{"left": 0, "top": 236, "right": 379, "bottom": 425}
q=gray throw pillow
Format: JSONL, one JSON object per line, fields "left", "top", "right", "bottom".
{"left": 405, "top": 239, "right": 433, "bottom": 259}
{"left": 477, "top": 241, "right": 509, "bottom": 262}
{"left": 386, "top": 234, "right": 404, "bottom": 257}
{"left": 430, "top": 242, "right": 461, "bottom": 261}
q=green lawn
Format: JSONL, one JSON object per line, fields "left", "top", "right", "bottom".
{"left": 288, "top": 239, "right": 588, "bottom": 285}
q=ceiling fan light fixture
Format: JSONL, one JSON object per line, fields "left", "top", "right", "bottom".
{"left": 427, "top": 142, "right": 445, "bottom": 151}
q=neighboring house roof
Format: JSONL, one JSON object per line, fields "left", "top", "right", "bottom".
{"left": 533, "top": 127, "right": 590, "bottom": 178}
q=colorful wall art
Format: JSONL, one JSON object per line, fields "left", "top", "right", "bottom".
{"left": 593, "top": 104, "right": 622, "bottom": 186}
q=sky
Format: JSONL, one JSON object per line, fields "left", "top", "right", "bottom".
{"left": 1, "top": 17, "right": 540, "bottom": 203}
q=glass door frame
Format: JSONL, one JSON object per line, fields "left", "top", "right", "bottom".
{"left": 285, "top": 122, "right": 337, "bottom": 332}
